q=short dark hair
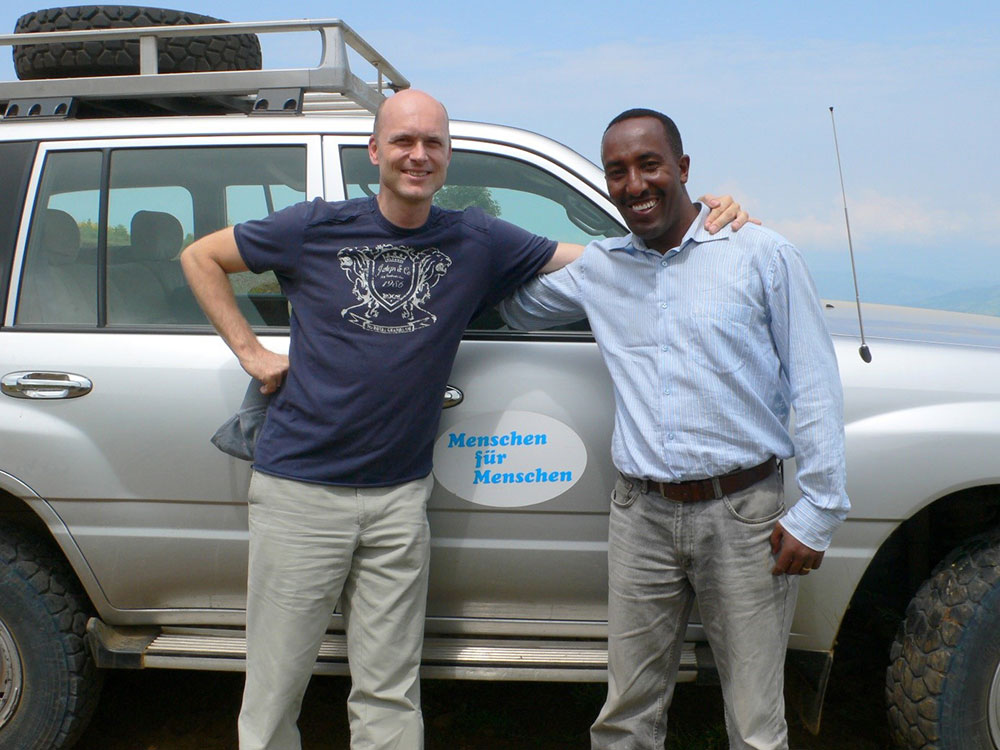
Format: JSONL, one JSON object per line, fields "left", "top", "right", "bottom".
{"left": 604, "top": 108, "right": 683, "bottom": 159}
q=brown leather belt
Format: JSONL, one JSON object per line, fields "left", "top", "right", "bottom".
{"left": 622, "top": 457, "right": 778, "bottom": 503}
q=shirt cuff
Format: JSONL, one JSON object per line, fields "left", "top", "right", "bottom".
{"left": 780, "top": 497, "right": 848, "bottom": 552}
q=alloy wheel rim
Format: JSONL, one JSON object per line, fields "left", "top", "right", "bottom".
{"left": 990, "top": 656, "right": 1000, "bottom": 748}
{"left": 0, "top": 619, "right": 22, "bottom": 729}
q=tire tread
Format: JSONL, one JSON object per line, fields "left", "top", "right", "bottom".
{"left": 12, "top": 5, "right": 261, "bottom": 80}
{"left": 886, "top": 529, "right": 1000, "bottom": 749}
{"left": 0, "top": 525, "right": 100, "bottom": 749}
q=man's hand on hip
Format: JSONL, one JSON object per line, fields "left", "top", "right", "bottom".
{"left": 241, "top": 348, "right": 290, "bottom": 394}
{"left": 770, "top": 521, "right": 824, "bottom": 576}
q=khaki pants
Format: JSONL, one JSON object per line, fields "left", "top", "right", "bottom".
{"left": 238, "top": 470, "right": 433, "bottom": 750}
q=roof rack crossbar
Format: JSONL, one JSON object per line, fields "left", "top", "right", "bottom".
{"left": 0, "top": 18, "right": 408, "bottom": 116}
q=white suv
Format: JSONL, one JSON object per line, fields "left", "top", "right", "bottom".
{"left": 1, "top": 10, "right": 999, "bottom": 749}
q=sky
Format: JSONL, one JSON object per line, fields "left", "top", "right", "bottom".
{"left": 2, "top": 1, "right": 998, "bottom": 311}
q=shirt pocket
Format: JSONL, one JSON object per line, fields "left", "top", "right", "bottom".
{"left": 687, "top": 302, "right": 752, "bottom": 375}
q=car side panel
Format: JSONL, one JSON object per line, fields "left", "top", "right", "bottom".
{"left": 1, "top": 332, "right": 265, "bottom": 611}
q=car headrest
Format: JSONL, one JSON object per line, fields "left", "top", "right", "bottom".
{"left": 36, "top": 209, "right": 81, "bottom": 265}
{"left": 130, "top": 210, "right": 184, "bottom": 261}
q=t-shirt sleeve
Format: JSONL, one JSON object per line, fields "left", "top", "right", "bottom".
{"left": 479, "top": 214, "right": 558, "bottom": 307}
{"left": 233, "top": 199, "right": 313, "bottom": 276}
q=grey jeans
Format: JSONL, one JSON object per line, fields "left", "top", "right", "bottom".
{"left": 591, "top": 471, "right": 797, "bottom": 750}
{"left": 238, "top": 470, "right": 433, "bottom": 750}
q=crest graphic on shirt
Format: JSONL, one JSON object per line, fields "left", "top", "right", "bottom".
{"left": 338, "top": 244, "right": 452, "bottom": 334}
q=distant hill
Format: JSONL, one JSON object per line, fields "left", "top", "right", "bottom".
{"left": 804, "top": 256, "right": 1000, "bottom": 318}
{"left": 913, "top": 286, "right": 1000, "bottom": 316}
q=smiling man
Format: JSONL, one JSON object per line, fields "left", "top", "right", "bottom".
{"left": 182, "top": 92, "right": 748, "bottom": 750}
{"left": 500, "top": 109, "right": 849, "bottom": 750}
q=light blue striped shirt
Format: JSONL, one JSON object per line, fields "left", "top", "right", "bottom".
{"left": 500, "top": 203, "right": 849, "bottom": 551}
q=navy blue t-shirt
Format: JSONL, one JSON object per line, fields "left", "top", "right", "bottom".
{"left": 234, "top": 196, "right": 556, "bottom": 486}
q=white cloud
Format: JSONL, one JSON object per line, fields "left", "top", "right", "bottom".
{"left": 772, "top": 190, "right": 1000, "bottom": 256}
{"left": 849, "top": 190, "right": 967, "bottom": 238}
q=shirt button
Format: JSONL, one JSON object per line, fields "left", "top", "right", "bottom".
{"left": 668, "top": 433, "right": 675, "bottom": 441}
{"left": 660, "top": 302, "right": 668, "bottom": 309}
{"left": 664, "top": 388, "right": 671, "bottom": 395}
{"left": 660, "top": 260, "right": 668, "bottom": 267}
{"left": 661, "top": 345, "right": 669, "bottom": 352}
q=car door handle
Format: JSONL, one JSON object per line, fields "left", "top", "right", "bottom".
{"left": 442, "top": 385, "right": 463, "bottom": 409}
{"left": 1, "top": 371, "right": 93, "bottom": 400}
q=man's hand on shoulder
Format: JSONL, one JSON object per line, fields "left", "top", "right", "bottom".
{"left": 770, "top": 521, "right": 824, "bottom": 576}
{"left": 699, "top": 193, "right": 761, "bottom": 234}
{"left": 240, "top": 348, "right": 289, "bottom": 395}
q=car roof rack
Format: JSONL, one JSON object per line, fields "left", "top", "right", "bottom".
{"left": 0, "top": 18, "right": 409, "bottom": 120}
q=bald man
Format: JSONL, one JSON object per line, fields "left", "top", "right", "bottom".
{"left": 182, "top": 90, "right": 746, "bottom": 750}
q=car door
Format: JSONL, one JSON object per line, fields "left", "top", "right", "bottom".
{"left": 1, "top": 134, "right": 320, "bottom": 619}
{"left": 331, "top": 132, "right": 625, "bottom": 635}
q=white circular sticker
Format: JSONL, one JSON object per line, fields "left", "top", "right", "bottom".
{"left": 433, "top": 411, "right": 588, "bottom": 507}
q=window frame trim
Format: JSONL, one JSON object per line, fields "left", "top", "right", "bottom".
{"left": 336, "top": 135, "right": 625, "bottom": 235}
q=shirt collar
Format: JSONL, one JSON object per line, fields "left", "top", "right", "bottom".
{"left": 610, "top": 202, "right": 732, "bottom": 257}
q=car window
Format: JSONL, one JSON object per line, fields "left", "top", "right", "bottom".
{"left": 341, "top": 146, "right": 626, "bottom": 334}
{"left": 15, "top": 145, "right": 306, "bottom": 328}
{"left": 16, "top": 150, "right": 101, "bottom": 326}
{"left": 224, "top": 181, "right": 304, "bottom": 312}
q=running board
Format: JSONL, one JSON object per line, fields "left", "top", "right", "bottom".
{"left": 86, "top": 618, "right": 706, "bottom": 683}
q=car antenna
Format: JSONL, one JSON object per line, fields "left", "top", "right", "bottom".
{"left": 829, "top": 106, "right": 872, "bottom": 363}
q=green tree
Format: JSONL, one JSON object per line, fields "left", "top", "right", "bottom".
{"left": 434, "top": 185, "right": 501, "bottom": 217}
{"left": 76, "top": 219, "right": 130, "bottom": 248}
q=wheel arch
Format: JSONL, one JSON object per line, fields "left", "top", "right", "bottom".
{"left": 0, "top": 476, "right": 113, "bottom": 618}
{"left": 838, "top": 482, "right": 1000, "bottom": 648}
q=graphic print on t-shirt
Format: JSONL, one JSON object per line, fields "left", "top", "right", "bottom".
{"left": 338, "top": 243, "right": 453, "bottom": 334}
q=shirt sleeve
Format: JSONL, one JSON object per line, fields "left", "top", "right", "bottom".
{"left": 499, "top": 253, "right": 587, "bottom": 330}
{"left": 478, "top": 214, "right": 558, "bottom": 308}
{"left": 766, "top": 242, "right": 850, "bottom": 551}
{"left": 233, "top": 199, "right": 313, "bottom": 276}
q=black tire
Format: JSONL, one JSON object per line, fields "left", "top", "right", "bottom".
{"left": 0, "top": 525, "right": 101, "bottom": 749}
{"left": 12, "top": 6, "right": 262, "bottom": 80}
{"left": 886, "top": 530, "right": 1000, "bottom": 749}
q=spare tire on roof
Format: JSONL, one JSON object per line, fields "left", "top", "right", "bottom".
{"left": 12, "top": 6, "right": 262, "bottom": 80}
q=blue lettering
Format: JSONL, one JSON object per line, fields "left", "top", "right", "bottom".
{"left": 471, "top": 467, "right": 573, "bottom": 485}
{"left": 448, "top": 430, "right": 550, "bottom": 449}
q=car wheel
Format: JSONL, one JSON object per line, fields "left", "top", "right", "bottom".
{"left": 0, "top": 525, "right": 101, "bottom": 749}
{"left": 12, "top": 5, "right": 262, "bottom": 80}
{"left": 886, "top": 530, "right": 1000, "bottom": 749}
